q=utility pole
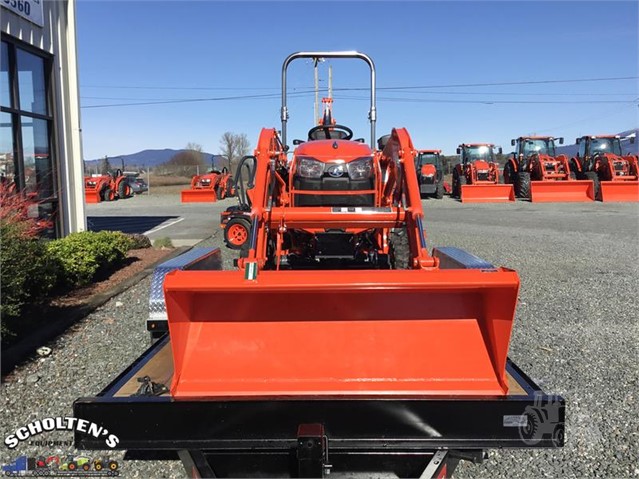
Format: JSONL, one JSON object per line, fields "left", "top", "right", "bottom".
{"left": 314, "top": 58, "right": 319, "bottom": 125}
{"left": 328, "top": 65, "right": 332, "bottom": 99}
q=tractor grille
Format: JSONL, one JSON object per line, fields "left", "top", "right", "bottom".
{"left": 477, "top": 172, "right": 489, "bottom": 181}
{"left": 614, "top": 162, "right": 624, "bottom": 171}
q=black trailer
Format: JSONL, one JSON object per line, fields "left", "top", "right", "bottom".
{"left": 74, "top": 335, "right": 564, "bottom": 478}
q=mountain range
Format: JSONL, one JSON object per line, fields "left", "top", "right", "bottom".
{"left": 84, "top": 149, "right": 229, "bottom": 170}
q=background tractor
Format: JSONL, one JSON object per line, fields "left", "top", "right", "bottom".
{"left": 570, "top": 135, "right": 638, "bottom": 202}
{"left": 452, "top": 143, "right": 514, "bottom": 202}
{"left": 84, "top": 168, "right": 133, "bottom": 203}
{"left": 506, "top": 136, "right": 594, "bottom": 202}
{"left": 181, "top": 166, "right": 234, "bottom": 203}
{"left": 415, "top": 149, "right": 444, "bottom": 199}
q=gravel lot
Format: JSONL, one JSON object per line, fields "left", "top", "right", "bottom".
{"left": 1, "top": 196, "right": 638, "bottom": 478}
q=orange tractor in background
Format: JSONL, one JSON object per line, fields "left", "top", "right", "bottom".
{"left": 505, "top": 136, "right": 594, "bottom": 202}
{"left": 452, "top": 143, "right": 514, "bottom": 202}
{"left": 84, "top": 169, "right": 133, "bottom": 204}
{"left": 415, "top": 149, "right": 445, "bottom": 199}
{"left": 570, "top": 135, "right": 638, "bottom": 202}
{"left": 181, "top": 167, "right": 234, "bottom": 203}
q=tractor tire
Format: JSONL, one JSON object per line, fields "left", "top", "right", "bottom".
{"left": 118, "top": 180, "right": 131, "bottom": 198}
{"left": 95, "top": 463, "right": 103, "bottom": 471}
{"left": 390, "top": 228, "right": 410, "bottom": 270}
{"left": 434, "top": 181, "right": 444, "bottom": 199}
{"left": 226, "top": 179, "right": 236, "bottom": 198}
{"left": 503, "top": 161, "right": 515, "bottom": 185}
{"left": 584, "top": 171, "right": 600, "bottom": 200}
{"left": 108, "top": 461, "right": 118, "bottom": 471}
{"left": 82, "top": 463, "right": 90, "bottom": 471}
{"left": 101, "top": 187, "right": 114, "bottom": 202}
{"left": 224, "top": 217, "right": 251, "bottom": 250}
{"left": 452, "top": 169, "right": 466, "bottom": 199}
{"left": 515, "top": 172, "right": 531, "bottom": 199}
{"left": 215, "top": 186, "right": 223, "bottom": 200}
{"left": 68, "top": 463, "right": 76, "bottom": 471}
{"left": 569, "top": 172, "right": 576, "bottom": 180}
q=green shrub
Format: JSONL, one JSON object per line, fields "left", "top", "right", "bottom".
{"left": 0, "top": 221, "right": 60, "bottom": 336}
{"left": 153, "top": 237, "right": 174, "bottom": 249}
{"left": 47, "top": 230, "right": 134, "bottom": 287}
{"left": 127, "top": 233, "right": 152, "bottom": 249}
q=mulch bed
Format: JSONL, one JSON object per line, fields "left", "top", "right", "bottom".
{"left": 50, "top": 248, "right": 171, "bottom": 308}
{"left": 1, "top": 247, "right": 174, "bottom": 354}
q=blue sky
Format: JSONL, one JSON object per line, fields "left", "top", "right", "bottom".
{"left": 77, "top": 1, "right": 638, "bottom": 160}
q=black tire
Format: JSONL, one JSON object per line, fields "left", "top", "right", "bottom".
{"left": 95, "top": 462, "right": 103, "bottom": 471}
{"left": 108, "top": 461, "right": 119, "bottom": 471}
{"left": 552, "top": 424, "right": 565, "bottom": 447}
{"left": 515, "top": 172, "right": 531, "bottom": 199}
{"left": 584, "top": 171, "right": 600, "bottom": 200}
{"left": 434, "top": 181, "right": 444, "bottom": 199}
{"left": 224, "top": 217, "right": 251, "bottom": 250}
{"left": 452, "top": 169, "right": 466, "bottom": 199}
{"left": 82, "top": 463, "right": 90, "bottom": 471}
{"left": 569, "top": 172, "right": 576, "bottom": 180}
{"left": 390, "top": 229, "right": 410, "bottom": 269}
{"left": 101, "top": 187, "right": 113, "bottom": 202}
{"left": 503, "top": 161, "right": 516, "bottom": 185}
{"left": 117, "top": 179, "right": 130, "bottom": 198}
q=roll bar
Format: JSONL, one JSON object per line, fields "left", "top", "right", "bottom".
{"left": 281, "top": 51, "right": 377, "bottom": 149}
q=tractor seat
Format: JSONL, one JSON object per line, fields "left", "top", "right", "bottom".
{"left": 308, "top": 128, "right": 350, "bottom": 141}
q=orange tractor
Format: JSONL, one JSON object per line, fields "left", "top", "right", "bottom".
{"left": 570, "top": 135, "right": 638, "bottom": 202}
{"left": 415, "top": 149, "right": 445, "bottom": 199}
{"left": 75, "top": 51, "right": 564, "bottom": 478}
{"left": 166, "top": 52, "right": 522, "bottom": 398}
{"left": 84, "top": 169, "right": 133, "bottom": 203}
{"left": 181, "top": 167, "right": 234, "bottom": 203}
{"left": 452, "top": 143, "right": 514, "bottom": 202}
{"left": 505, "top": 136, "right": 594, "bottom": 202}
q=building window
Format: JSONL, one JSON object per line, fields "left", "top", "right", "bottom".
{"left": 0, "top": 38, "right": 58, "bottom": 238}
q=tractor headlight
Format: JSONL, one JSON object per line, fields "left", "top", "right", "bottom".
{"left": 297, "top": 157, "right": 324, "bottom": 178}
{"left": 347, "top": 157, "right": 374, "bottom": 180}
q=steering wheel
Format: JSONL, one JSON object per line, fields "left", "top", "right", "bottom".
{"left": 307, "top": 124, "right": 353, "bottom": 141}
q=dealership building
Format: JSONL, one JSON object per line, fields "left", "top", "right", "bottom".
{"left": 1, "top": 0, "right": 85, "bottom": 237}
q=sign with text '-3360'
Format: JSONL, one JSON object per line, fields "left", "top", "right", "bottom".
{"left": 2, "top": 0, "right": 44, "bottom": 27}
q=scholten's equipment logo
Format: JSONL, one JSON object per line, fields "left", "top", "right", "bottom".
{"left": 327, "top": 164, "right": 345, "bottom": 177}
{"left": 2, "top": 454, "right": 120, "bottom": 476}
{"left": 4, "top": 417, "right": 119, "bottom": 450}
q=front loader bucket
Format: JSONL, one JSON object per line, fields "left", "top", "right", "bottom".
{"left": 530, "top": 180, "right": 594, "bottom": 202}
{"left": 599, "top": 181, "right": 639, "bottom": 202}
{"left": 460, "top": 184, "right": 515, "bottom": 203}
{"left": 180, "top": 189, "right": 217, "bottom": 203}
{"left": 84, "top": 191, "right": 101, "bottom": 204}
{"left": 164, "top": 264, "right": 519, "bottom": 398}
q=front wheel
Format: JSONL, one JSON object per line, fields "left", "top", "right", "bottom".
{"left": 434, "top": 181, "right": 444, "bottom": 199}
{"left": 503, "top": 161, "right": 515, "bottom": 185}
{"left": 515, "top": 172, "right": 531, "bottom": 199}
{"left": 584, "top": 171, "right": 600, "bottom": 200}
{"left": 224, "top": 217, "right": 251, "bottom": 250}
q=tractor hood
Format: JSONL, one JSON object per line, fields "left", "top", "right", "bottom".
{"left": 294, "top": 139, "right": 373, "bottom": 162}
{"left": 471, "top": 160, "right": 491, "bottom": 171}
